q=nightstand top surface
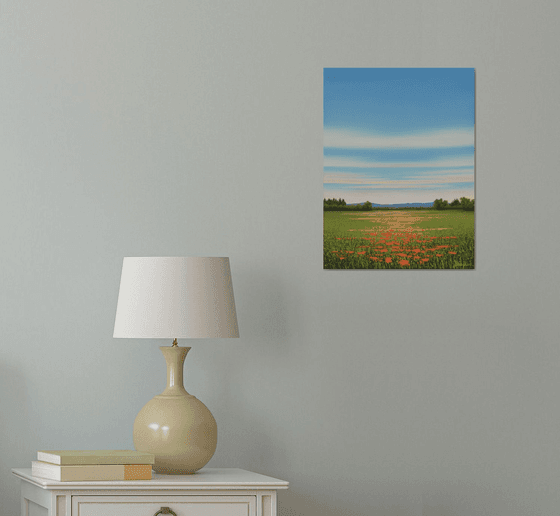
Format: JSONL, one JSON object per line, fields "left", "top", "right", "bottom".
{"left": 12, "top": 467, "right": 289, "bottom": 491}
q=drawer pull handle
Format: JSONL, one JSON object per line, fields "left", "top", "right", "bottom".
{"left": 154, "top": 508, "right": 177, "bottom": 516}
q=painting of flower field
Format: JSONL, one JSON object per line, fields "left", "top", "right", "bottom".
{"left": 324, "top": 210, "right": 474, "bottom": 269}
{"left": 323, "top": 68, "right": 475, "bottom": 270}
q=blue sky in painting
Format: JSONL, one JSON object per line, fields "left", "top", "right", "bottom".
{"left": 324, "top": 68, "right": 475, "bottom": 205}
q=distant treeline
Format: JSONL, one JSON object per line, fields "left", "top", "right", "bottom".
{"left": 323, "top": 198, "right": 375, "bottom": 211}
{"left": 434, "top": 197, "right": 475, "bottom": 211}
{"left": 323, "top": 197, "right": 475, "bottom": 211}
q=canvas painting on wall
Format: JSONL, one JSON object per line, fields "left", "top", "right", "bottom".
{"left": 323, "top": 68, "right": 475, "bottom": 269}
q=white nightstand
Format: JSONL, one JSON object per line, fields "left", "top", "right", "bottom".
{"left": 12, "top": 467, "right": 289, "bottom": 516}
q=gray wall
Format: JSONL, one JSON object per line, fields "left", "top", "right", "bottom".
{"left": 1, "top": 1, "right": 559, "bottom": 515}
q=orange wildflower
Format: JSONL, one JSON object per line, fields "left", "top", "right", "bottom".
{"left": 448, "top": 251, "right": 457, "bottom": 255}
{"left": 385, "top": 257, "right": 392, "bottom": 264}
{"left": 399, "top": 259, "right": 410, "bottom": 266}
{"left": 357, "top": 251, "right": 366, "bottom": 255}
{"left": 421, "top": 258, "right": 429, "bottom": 262}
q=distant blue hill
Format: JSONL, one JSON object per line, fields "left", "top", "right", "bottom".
{"left": 348, "top": 202, "right": 434, "bottom": 208}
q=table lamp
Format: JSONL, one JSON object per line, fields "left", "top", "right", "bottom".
{"left": 113, "top": 257, "right": 239, "bottom": 474}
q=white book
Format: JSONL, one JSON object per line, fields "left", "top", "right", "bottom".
{"left": 31, "top": 461, "right": 152, "bottom": 481}
{"left": 37, "top": 449, "right": 155, "bottom": 466}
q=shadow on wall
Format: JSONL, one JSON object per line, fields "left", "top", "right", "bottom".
{"left": 0, "top": 362, "right": 36, "bottom": 515}
{"left": 202, "top": 260, "right": 303, "bottom": 471}
{"left": 233, "top": 260, "right": 305, "bottom": 362}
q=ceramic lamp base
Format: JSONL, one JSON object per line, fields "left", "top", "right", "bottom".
{"left": 133, "top": 346, "right": 217, "bottom": 474}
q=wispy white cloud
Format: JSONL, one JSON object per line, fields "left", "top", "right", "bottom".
{"left": 324, "top": 171, "right": 474, "bottom": 187}
{"left": 324, "top": 127, "right": 474, "bottom": 149}
{"left": 323, "top": 155, "right": 474, "bottom": 169}
{"left": 352, "top": 182, "right": 471, "bottom": 190}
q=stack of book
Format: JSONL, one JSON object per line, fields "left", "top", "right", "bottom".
{"left": 31, "top": 450, "right": 155, "bottom": 481}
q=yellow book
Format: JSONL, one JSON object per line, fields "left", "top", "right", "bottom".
{"left": 31, "top": 461, "right": 152, "bottom": 481}
{"left": 37, "top": 450, "right": 155, "bottom": 466}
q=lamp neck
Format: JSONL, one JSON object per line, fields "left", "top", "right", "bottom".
{"left": 159, "top": 345, "right": 191, "bottom": 396}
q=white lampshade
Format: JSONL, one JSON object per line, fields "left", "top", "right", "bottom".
{"left": 113, "top": 257, "right": 239, "bottom": 339}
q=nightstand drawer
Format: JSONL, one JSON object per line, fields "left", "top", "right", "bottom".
{"left": 72, "top": 495, "right": 256, "bottom": 516}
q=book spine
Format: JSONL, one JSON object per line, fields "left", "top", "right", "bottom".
{"left": 123, "top": 464, "right": 152, "bottom": 480}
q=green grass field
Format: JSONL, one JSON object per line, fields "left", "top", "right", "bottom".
{"left": 324, "top": 210, "right": 474, "bottom": 269}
